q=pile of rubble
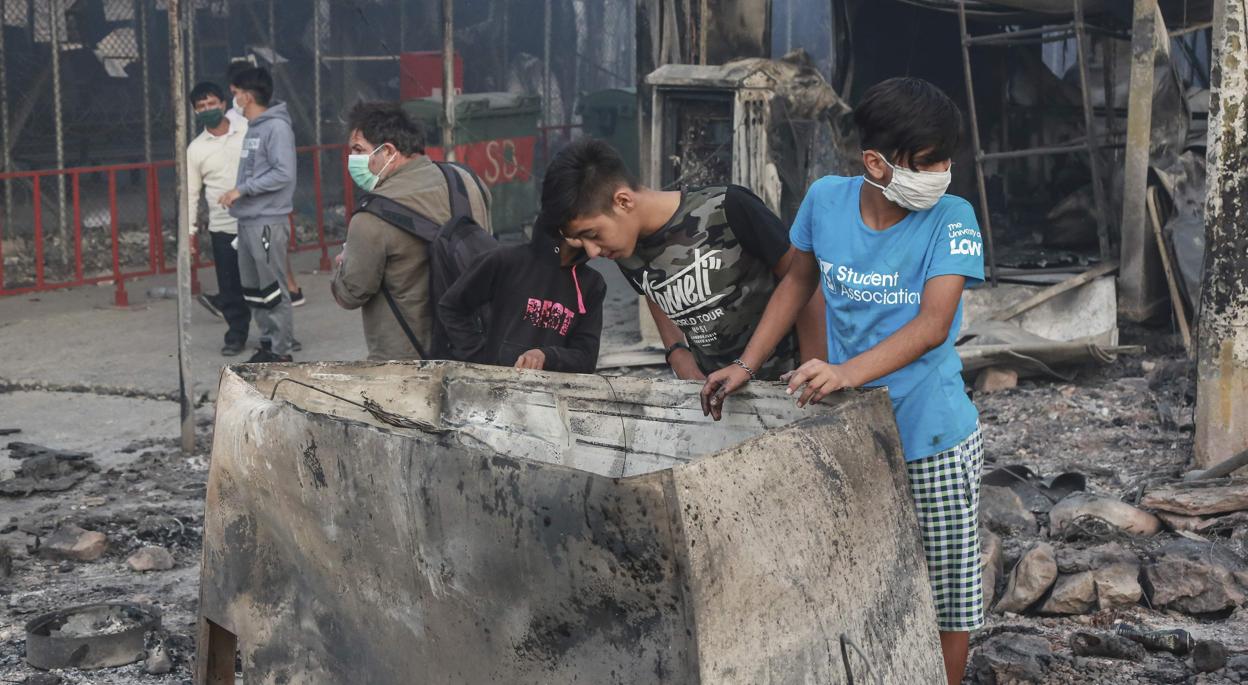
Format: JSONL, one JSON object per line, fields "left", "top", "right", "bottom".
{"left": 970, "top": 354, "right": 1248, "bottom": 684}
{"left": 2, "top": 345, "right": 1244, "bottom": 684}
{"left": 0, "top": 433, "right": 209, "bottom": 684}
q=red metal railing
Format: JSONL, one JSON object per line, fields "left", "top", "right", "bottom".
{"left": 0, "top": 144, "right": 350, "bottom": 306}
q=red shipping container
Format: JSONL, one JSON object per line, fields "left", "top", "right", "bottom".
{"left": 400, "top": 51, "right": 463, "bottom": 101}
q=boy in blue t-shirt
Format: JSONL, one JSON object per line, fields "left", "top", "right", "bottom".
{"left": 700, "top": 77, "right": 985, "bottom": 684}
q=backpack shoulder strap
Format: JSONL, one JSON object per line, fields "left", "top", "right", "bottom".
{"left": 435, "top": 162, "right": 474, "bottom": 222}
{"left": 380, "top": 285, "right": 428, "bottom": 359}
{"left": 355, "top": 193, "right": 441, "bottom": 242}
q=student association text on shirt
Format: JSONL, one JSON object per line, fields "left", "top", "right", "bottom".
{"left": 791, "top": 175, "right": 984, "bottom": 461}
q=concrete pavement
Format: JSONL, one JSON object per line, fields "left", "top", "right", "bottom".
{"left": 0, "top": 251, "right": 368, "bottom": 401}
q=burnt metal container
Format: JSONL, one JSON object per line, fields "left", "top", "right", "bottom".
{"left": 26, "top": 602, "right": 160, "bottom": 671}
{"left": 196, "top": 361, "right": 944, "bottom": 684}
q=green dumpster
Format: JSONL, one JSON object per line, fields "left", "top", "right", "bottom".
{"left": 577, "top": 88, "right": 640, "bottom": 176}
{"left": 403, "top": 93, "right": 541, "bottom": 235}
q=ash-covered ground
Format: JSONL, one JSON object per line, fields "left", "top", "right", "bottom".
{"left": 2, "top": 261, "right": 1245, "bottom": 683}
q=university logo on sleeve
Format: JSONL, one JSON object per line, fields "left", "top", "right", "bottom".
{"left": 947, "top": 222, "right": 983, "bottom": 256}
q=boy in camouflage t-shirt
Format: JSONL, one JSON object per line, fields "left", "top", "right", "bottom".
{"left": 540, "top": 139, "right": 825, "bottom": 380}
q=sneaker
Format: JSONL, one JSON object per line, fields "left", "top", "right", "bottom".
{"left": 197, "top": 293, "right": 224, "bottom": 320}
{"left": 291, "top": 338, "right": 303, "bottom": 352}
{"left": 246, "top": 349, "right": 293, "bottom": 363}
{"left": 221, "top": 341, "right": 246, "bottom": 357}
{"left": 290, "top": 289, "right": 306, "bottom": 307}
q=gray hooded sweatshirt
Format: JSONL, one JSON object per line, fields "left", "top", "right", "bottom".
{"left": 230, "top": 101, "right": 297, "bottom": 224}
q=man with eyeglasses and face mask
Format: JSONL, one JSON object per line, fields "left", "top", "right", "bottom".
{"left": 186, "top": 81, "right": 250, "bottom": 356}
{"left": 331, "top": 102, "right": 491, "bottom": 361}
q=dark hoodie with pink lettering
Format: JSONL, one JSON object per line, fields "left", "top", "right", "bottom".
{"left": 438, "top": 225, "right": 606, "bottom": 373}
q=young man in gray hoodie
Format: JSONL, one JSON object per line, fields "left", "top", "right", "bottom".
{"left": 219, "top": 67, "right": 298, "bottom": 362}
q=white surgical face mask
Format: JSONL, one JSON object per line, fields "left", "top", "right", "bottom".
{"left": 862, "top": 151, "right": 951, "bottom": 212}
{"left": 232, "top": 95, "right": 244, "bottom": 112}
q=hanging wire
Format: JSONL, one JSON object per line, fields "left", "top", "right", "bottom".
{"left": 597, "top": 373, "right": 632, "bottom": 478}
{"left": 341, "top": 0, "right": 394, "bottom": 56}
{"left": 839, "top": 633, "right": 883, "bottom": 685}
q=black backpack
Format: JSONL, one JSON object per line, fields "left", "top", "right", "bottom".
{"left": 354, "top": 162, "right": 497, "bottom": 360}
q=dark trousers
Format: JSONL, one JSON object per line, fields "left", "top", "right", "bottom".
{"left": 210, "top": 230, "right": 251, "bottom": 346}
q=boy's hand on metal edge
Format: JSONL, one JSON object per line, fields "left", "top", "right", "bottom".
{"left": 700, "top": 365, "right": 751, "bottom": 421}
{"left": 783, "top": 360, "right": 851, "bottom": 408}
{"left": 668, "top": 348, "right": 706, "bottom": 381}
{"left": 514, "top": 349, "right": 546, "bottom": 370}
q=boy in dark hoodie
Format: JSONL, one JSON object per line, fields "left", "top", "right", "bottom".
{"left": 438, "top": 217, "right": 606, "bottom": 373}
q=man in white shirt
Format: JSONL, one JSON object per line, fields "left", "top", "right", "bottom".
{"left": 187, "top": 81, "right": 250, "bottom": 355}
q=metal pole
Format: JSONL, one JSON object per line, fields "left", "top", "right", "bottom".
{"left": 167, "top": 0, "right": 195, "bottom": 455}
{"left": 1119, "top": 0, "right": 1163, "bottom": 321}
{"left": 399, "top": 0, "right": 406, "bottom": 52}
{"left": 1073, "top": 0, "right": 1112, "bottom": 263}
{"left": 138, "top": 0, "right": 152, "bottom": 163}
{"left": 267, "top": 0, "right": 275, "bottom": 51}
{"left": 543, "top": 0, "right": 552, "bottom": 126}
{"left": 499, "top": 0, "right": 508, "bottom": 79}
{"left": 956, "top": 2, "right": 998, "bottom": 286}
{"left": 48, "top": 0, "right": 67, "bottom": 262}
{"left": 786, "top": 0, "right": 793, "bottom": 54}
{"left": 699, "top": 0, "right": 710, "bottom": 64}
{"left": 0, "top": 0, "right": 12, "bottom": 232}
{"left": 442, "top": 0, "right": 456, "bottom": 161}
{"left": 186, "top": 0, "right": 195, "bottom": 84}
{"left": 224, "top": 0, "right": 231, "bottom": 59}
{"left": 313, "top": 0, "right": 322, "bottom": 147}
{"left": 1195, "top": 0, "right": 1248, "bottom": 469}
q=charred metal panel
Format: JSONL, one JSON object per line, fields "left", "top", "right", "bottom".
{"left": 198, "top": 362, "right": 944, "bottom": 684}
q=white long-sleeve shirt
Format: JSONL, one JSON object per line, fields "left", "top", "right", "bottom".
{"left": 186, "top": 111, "right": 248, "bottom": 234}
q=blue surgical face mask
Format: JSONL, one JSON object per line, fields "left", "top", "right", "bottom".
{"left": 348, "top": 145, "right": 396, "bottom": 192}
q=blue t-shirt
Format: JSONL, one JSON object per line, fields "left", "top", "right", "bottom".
{"left": 790, "top": 175, "right": 984, "bottom": 462}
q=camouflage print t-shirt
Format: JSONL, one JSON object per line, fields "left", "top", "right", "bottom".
{"left": 618, "top": 185, "right": 798, "bottom": 380}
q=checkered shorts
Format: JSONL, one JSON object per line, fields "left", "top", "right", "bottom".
{"left": 905, "top": 427, "right": 985, "bottom": 632}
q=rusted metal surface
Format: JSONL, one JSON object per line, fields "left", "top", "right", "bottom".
{"left": 1195, "top": 0, "right": 1248, "bottom": 468}
{"left": 197, "top": 362, "right": 944, "bottom": 684}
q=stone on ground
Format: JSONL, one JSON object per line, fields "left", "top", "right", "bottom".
{"left": 1039, "top": 571, "right": 1096, "bottom": 615}
{"left": 1156, "top": 511, "right": 1204, "bottom": 532}
{"left": 981, "top": 527, "right": 1003, "bottom": 608}
{"left": 980, "top": 486, "right": 1038, "bottom": 536}
{"left": 1192, "top": 640, "right": 1229, "bottom": 673}
{"left": 127, "top": 546, "right": 174, "bottom": 572}
{"left": 975, "top": 367, "right": 1019, "bottom": 394}
{"left": 1144, "top": 539, "right": 1248, "bottom": 615}
{"left": 40, "top": 525, "right": 108, "bottom": 562}
{"left": 969, "top": 633, "right": 1053, "bottom": 684}
{"left": 1055, "top": 542, "right": 1140, "bottom": 573}
{"left": 1049, "top": 493, "right": 1161, "bottom": 537}
{"left": 1093, "top": 562, "right": 1144, "bottom": 610}
{"left": 995, "top": 542, "right": 1058, "bottom": 614}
